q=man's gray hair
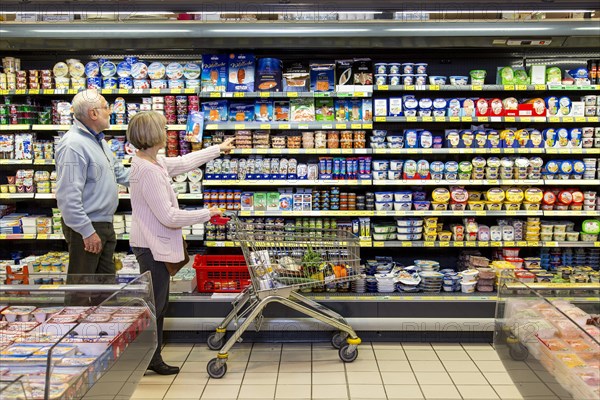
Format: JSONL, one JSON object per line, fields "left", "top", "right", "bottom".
{"left": 72, "top": 89, "right": 103, "bottom": 120}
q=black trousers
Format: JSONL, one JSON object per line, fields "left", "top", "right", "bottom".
{"left": 132, "top": 247, "right": 169, "bottom": 365}
{"left": 62, "top": 220, "right": 117, "bottom": 305}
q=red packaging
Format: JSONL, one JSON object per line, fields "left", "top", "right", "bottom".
{"left": 557, "top": 191, "right": 573, "bottom": 205}
{"left": 489, "top": 98, "right": 504, "bottom": 116}
{"left": 543, "top": 191, "right": 556, "bottom": 205}
{"left": 476, "top": 98, "right": 489, "bottom": 116}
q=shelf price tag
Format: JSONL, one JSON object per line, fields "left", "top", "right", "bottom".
{"left": 259, "top": 124, "right": 271, "bottom": 130}
{"left": 209, "top": 92, "right": 221, "bottom": 98}
{"left": 575, "top": 117, "right": 586, "bottom": 123}
{"left": 479, "top": 241, "right": 489, "bottom": 247}
{"left": 405, "top": 85, "right": 415, "bottom": 91}
{"left": 408, "top": 117, "right": 418, "bottom": 122}
{"left": 362, "top": 123, "right": 373, "bottom": 129}
{"left": 462, "top": 117, "right": 473, "bottom": 122}
{"left": 534, "top": 84, "right": 546, "bottom": 90}
{"left": 588, "top": 117, "right": 599, "bottom": 122}
{"left": 374, "top": 117, "right": 386, "bottom": 122}
{"left": 516, "top": 85, "right": 528, "bottom": 91}
{"left": 505, "top": 117, "right": 516, "bottom": 122}
{"left": 491, "top": 241, "right": 502, "bottom": 247}
{"left": 517, "top": 241, "right": 528, "bottom": 247}
{"left": 259, "top": 92, "right": 270, "bottom": 98}
{"left": 424, "top": 241, "right": 435, "bottom": 247}
{"left": 563, "top": 117, "right": 574, "bottom": 122}
{"left": 439, "top": 241, "right": 450, "bottom": 247}
{"left": 465, "top": 241, "right": 476, "bottom": 247}
{"left": 299, "top": 124, "right": 309, "bottom": 130}
{"left": 520, "top": 117, "right": 531, "bottom": 122}
{"left": 373, "top": 241, "right": 384, "bottom": 247}
{"left": 205, "top": 124, "right": 218, "bottom": 130}
{"left": 478, "top": 117, "right": 489, "bottom": 122}
{"left": 29, "top": 89, "right": 39, "bottom": 94}
{"left": 234, "top": 124, "right": 246, "bottom": 130}
{"left": 449, "top": 117, "right": 460, "bottom": 122}
{"left": 402, "top": 242, "right": 412, "bottom": 247}
{"left": 351, "top": 123, "right": 362, "bottom": 129}
{"left": 549, "top": 117, "right": 560, "bottom": 123}
{"left": 336, "top": 124, "right": 347, "bottom": 129}
{"left": 378, "top": 85, "right": 389, "bottom": 91}
{"left": 149, "top": 88, "right": 160, "bottom": 94}
{"left": 233, "top": 92, "right": 245, "bottom": 98}
{"left": 504, "top": 241, "right": 515, "bottom": 246}
{"left": 429, "top": 85, "right": 440, "bottom": 91}
{"left": 422, "top": 116, "right": 433, "bottom": 122}
{"left": 453, "top": 242, "right": 464, "bottom": 247}
{"left": 279, "top": 124, "right": 291, "bottom": 129}
{"left": 288, "top": 92, "right": 299, "bottom": 97}
{"left": 472, "top": 85, "right": 483, "bottom": 91}
{"left": 546, "top": 241, "right": 559, "bottom": 247}
{"left": 504, "top": 85, "right": 515, "bottom": 90}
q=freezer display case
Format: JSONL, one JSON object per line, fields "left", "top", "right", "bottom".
{"left": 0, "top": 272, "right": 157, "bottom": 400}
{"left": 494, "top": 275, "right": 599, "bottom": 400}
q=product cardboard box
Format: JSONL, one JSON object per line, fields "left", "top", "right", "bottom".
{"left": 253, "top": 193, "right": 267, "bottom": 211}
{"left": 315, "top": 99, "right": 335, "bottom": 121}
{"left": 256, "top": 57, "right": 283, "bottom": 92}
{"left": 201, "top": 54, "right": 227, "bottom": 92}
{"left": 282, "top": 62, "right": 310, "bottom": 92}
{"left": 374, "top": 99, "right": 388, "bottom": 117}
{"left": 227, "top": 53, "right": 255, "bottom": 92}
{"left": 529, "top": 65, "right": 546, "bottom": 84}
{"left": 267, "top": 192, "right": 280, "bottom": 211}
{"left": 310, "top": 63, "right": 335, "bottom": 92}
{"left": 255, "top": 100, "right": 274, "bottom": 122}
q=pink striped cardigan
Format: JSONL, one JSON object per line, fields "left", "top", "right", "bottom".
{"left": 129, "top": 145, "right": 221, "bottom": 263}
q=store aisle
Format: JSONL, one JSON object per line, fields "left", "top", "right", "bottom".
{"left": 131, "top": 342, "right": 564, "bottom": 400}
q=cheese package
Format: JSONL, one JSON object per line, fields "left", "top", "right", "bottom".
{"left": 227, "top": 53, "right": 255, "bottom": 92}
{"left": 201, "top": 54, "right": 227, "bottom": 92}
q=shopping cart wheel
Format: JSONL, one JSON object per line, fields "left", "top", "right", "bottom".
{"left": 207, "top": 332, "right": 225, "bottom": 351}
{"left": 338, "top": 344, "right": 359, "bottom": 363}
{"left": 508, "top": 342, "right": 529, "bottom": 361}
{"left": 207, "top": 358, "right": 228, "bottom": 379}
{"left": 331, "top": 332, "right": 348, "bottom": 349}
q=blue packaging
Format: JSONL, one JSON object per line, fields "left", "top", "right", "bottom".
{"left": 100, "top": 62, "right": 117, "bottom": 77}
{"left": 202, "top": 101, "right": 229, "bottom": 122}
{"left": 229, "top": 103, "right": 255, "bottom": 122}
{"left": 201, "top": 54, "right": 228, "bottom": 92}
{"left": 184, "top": 111, "right": 204, "bottom": 143}
{"left": 569, "top": 128, "right": 582, "bottom": 147}
{"left": 335, "top": 99, "right": 350, "bottom": 121}
{"left": 87, "top": 77, "right": 102, "bottom": 89}
{"left": 124, "top": 56, "right": 138, "bottom": 65}
{"left": 118, "top": 77, "right": 133, "bottom": 89}
{"left": 227, "top": 53, "right": 255, "bottom": 92}
{"left": 116, "top": 61, "right": 131, "bottom": 78}
{"left": 461, "top": 98, "right": 476, "bottom": 117}
{"left": 102, "top": 78, "right": 117, "bottom": 89}
{"left": 131, "top": 62, "right": 148, "bottom": 79}
{"left": 256, "top": 58, "right": 283, "bottom": 92}
{"left": 97, "top": 58, "right": 108, "bottom": 65}
{"left": 404, "top": 130, "right": 419, "bottom": 148}
{"left": 85, "top": 61, "right": 100, "bottom": 77}
{"left": 255, "top": 100, "right": 274, "bottom": 122}
{"left": 310, "top": 63, "right": 335, "bottom": 92}
{"left": 349, "top": 99, "right": 363, "bottom": 121}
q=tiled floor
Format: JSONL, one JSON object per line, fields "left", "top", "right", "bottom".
{"left": 131, "top": 342, "right": 563, "bottom": 400}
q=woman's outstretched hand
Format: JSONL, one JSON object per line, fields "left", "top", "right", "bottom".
{"left": 219, "top": 137, "right": 235, "bottom": 154}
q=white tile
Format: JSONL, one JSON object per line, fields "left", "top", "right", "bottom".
{"left": 206, "top": 372, "right": 244, "bottom": 386}
{"left": 221, "top": 361, "right": 248, "bottom": 374}
{"left": 442, "top": 360, "right": 479, "bottom": 372}
{"left": 344, "top": 359, "right": 380, "bottom": 372}
{"left": 173, "top": 372, "right": 210, "bottom": 386}
{"left": 252, "top": 343, "right": 282, "bottom": 352}
{"left": 249, "top": 351, "right": 282, "bottom": 362}
{"left": 246, "top": 361, "right": 280, "bottom": 373}
{"left": 313, "top": 360, "right": 345, "bottom": 372}
{"left": 401, "top": 343, "right": 433, "bottom": 350}
{"left": 357, "top": 349, "right": 377, "bottom": 360}
{"left": 131, "top": 384, "right": 170, "bottom": 399}
{"left": 186, "top": 352, "right": 216, "bottom": 362}
{"left": 228, "top": 351, "right": 251, "bottom": 362}
{"left": 312, "top": 349, "right": 340, "bottom": 361}
{"left": 163, "top": 343, "right": 194, "bottom": 350}
{"left": 376, "top": 360, "right": 412, "bottom": 372}
{"left": 238, "top": 384, "right": 276, "bottom": 399}
{"left": 385, "top": 385, "right": 424, "bottom": 399}
{"left": 512, "top": 382, "right": 556, "bottom": 398}
{"left": 404, "top": 350, "right": 439, "bottom": 361}
{"left": 484, "top": 372, "right": 515, "bottom": 385}
{"left": 312, "top": 371, "right": 347, "bottom": 385}
{"left": 201, "top": 384, "right": 240, "bottom": 399}
{"left": 409, "top": 360, "right": 445, "bottom": 372}
{"left": 348, "top": 384, "right": 387, "bottom": 399}
{"left": 414, "top": 372, "right": 452, "bottom": 385}
{"left": 346, "top": 371, "right": 382, "bottom": 385}
{"left": 164, "top": 384, "right": 204, "bottom": 399}
{"left": 162, "top": 351, "right": 192, "bottom": 362}
{"left": 492, "top": 385, "right": 524, "bottom": 400}
{"left": 374, "top": 350, "right": 407, "bottom": 361}
{"left": 371, "top": 342, "right": 404, "bottom": 350}
{"left": 243, "top": 372, "right": 278, "bottom": 385}
{"left": 275, "top": 384, "right": 311, "bottom": 399}
{"left": 431, "top": 343, "right": 464, "bottom": 351}
{"left": 281, "top": 351, "right": 312, "bottom": 362}
{"left": 181, "top": 361, "right": 209, "bottom": 373}
{"left": 380, "top": 371, "right": 418, "bottom": 385}
{"left": 450, "top": 371, "right": 488, "bottom": 385}
{"left": 476, "top": 360, "right": 509, "bottom": 372}
{"left": 547, "top": 383, "right": 572, "bottom": 399}
{"left": 278, "top": 372, "right": 312, "bottom": 385}
{"left": 467, "top": 350, "right": 501, "bottom": 361}
{"left": 312, "top": 384, "right": 349, "bottom": 399}
{"left": 279, "top": 362, "right": 312, "bottom": 373}
{"left": 461, "top": 343, "right": 494, "bottom": 350}
{"left": 420, "top": 385, "right": 462, "bottom": 399}
{"left": 435, "top": 351, "right": 471, "bottom": 361}
{"left": 282, "top": 343, "right": 312, "bottom": 351}
{"left": 457, "top": 385, "right": 500, "bottom": 399}
{"left": 511, "top": 369, "right": 544, "bottom": 383}
{"left": 140, "top": 373, "right": 176, "bottom": 385}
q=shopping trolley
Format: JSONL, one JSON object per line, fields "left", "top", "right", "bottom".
{"left": 205, "top": 213, "right": 364, "bottom": 378}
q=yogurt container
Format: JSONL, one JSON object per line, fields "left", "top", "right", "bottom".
{"left": 148, "top": 62, "right": 166, "bottom": 80}
{"left": 85, "top": 61, "right": 100, "bottom": 77}
{"left": 166, "top": 62, "right": 184, "bottom": 80}
{"left": 450, "top": 76, "right": 469, "bottom": 85}
{"left": 374, "top": 63, "right": 388, "bottom": 74}
{"left": 131, "top": 62, "right": 148, "bottom": 79}
{"left": 429, "top": 76, "right": 447, "bottom": 85}
{"left": 100, "top": 61, "right": 117, "bottom": 77}
{"left": 116, "top": 61, "right": 131, "bottom": 78}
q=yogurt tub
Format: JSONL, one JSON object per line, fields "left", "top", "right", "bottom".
{"left": 429, "top": 76, "right": 447, "bottom": 85}
{"left": 394, "top": 191, "right": 412, "bottom": 202}
{"left": 581, "top": 233, "right": 598, "bottom": 241}
{"left": 375, "top": 192, "right": 393, "bottom": 202}
{"left": 523, "top": 202, "right": 541, "bottom": 211}
{"left": 554, "top": 224, "right": 567, "bottom": 234}
{"left": 374, "top": 63, "right": 388, "bottom": 74}
{"left": 390, "top": 160, "right": 404, "bottom": 171}
{"left": 541, "top": 233, "right": 553, "bottom": 241}
{"left": 554, "top": 233, "right": 567, "bottom": 241}
{"left": 388, "top": 63, "right": 401, "bottom": 74}
{"left": 373, "top": 233, "right": 396, "bottom": 241}
{"left": 394, "top": 202, "right": 412, "bottom": 211}
{"left": 401, "top": 74, "right": 414, "bottom": 85}
{"left": 388, "top": 74, "right": 402, "bottom": 86}
{"left": 413, "top": 201, "right": 430, "bottom": 210}
{"left": 415, "top": 74, "right": 427, "bottom": 86}
{"left": 467, "top": 201, "right": 485, "bottom": 211}
{"left": 424, "top": 234, "right": 437, "bottom": 241}
{"left": 415, "top": 63, "right": 428, "bottom": 74}
{"left": 461, "top": 281, "right": 477, "bottom": 293}
{"left": 402, "top": 63, "right": 414, "bottom": 74}
{"left": 375, "top": 74, "right": 387, "bottom": 85}
{"left": 373, "top": 171, "right": 387, "bottom": 180}
{"left": 397, "top": 233, "right": 421, "bottom": 241}
{"left": 388, "top": 171, "right": 402, "bottom": 180}
{"left": 450, "top": 76, "right": 469, "bottom": 85}
{"left": 438, "top": 231, "right": 452, "bottom": 241}
{"left": 397, "top": 226, "right": 423, "bottom": 234}
{"left": 566, "top": 232, "right": 580, "bottom": 241}
{"left": 450, "top": 202, "right": 467, "bottom": 211}
{"left": 486, "top": 202, "right": 502, "bottom": 211}
{"left": 396, "top": 218, "right": 423, "bottom": 227}
{"left": 460, "top": 269, "right": 479, "bottom": 282}
{"left": 431, "top": 202, "right": 448, "bottom": 211}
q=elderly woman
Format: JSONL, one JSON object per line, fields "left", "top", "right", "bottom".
{"left": 127, "top": 111, "right": 234, "bottom": 375}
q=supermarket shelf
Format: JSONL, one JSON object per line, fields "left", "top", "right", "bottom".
{"left": 374, "top": 116, "right": 598, "bottom": 123}
{"left": 0, "top": 88, "right": 199, "bottom": 96}
{"left": 203, "top": 179, "right": 371, "bottom": 187}
{"left": 0, "top": 234, "right": 36, "bottom": 240}
{"left": 32, "top": 159, "right": 55, "bottom": 165}
{"left": 230, "top": 148, "right": 371, "bottom": 155}
{"left": 0, "top": 159, "right": 33, "bottom": 165}
{"left": 238, "top": 210, "right": 544, "bottom": 217}
{"left": 204, "top": 241, "right": 237, "bottom": 247}
{"left": 1, "top": 233, "right": 204, "bottom": 241}
{"left": 34, "top": 193, "right": 55, "bottom": 199}
{"left": 198, "top": 91, "right": 371, "bottom": 99}
{"left": 372, "top": 148, "right": 546, "bottom": 155}
{"left": 31, "top": 124, "right": 186, "bottom": 131}
{"left": 546, "top": 148, "right": 600, "bottom": 155}
{"left": 202, "top": 240, "right": 599, "bottom": 248}
{"left": 204, "top": 121, "right": 373, "bottom": 130}
{"left": 0, "top": 193, "right": 35, "bottom": 199}
{"left": 545, "top": 179, "right": 600, "bottom": 186}
{"left": 371, "top": 179, "right": 543, "bottom": 186}
{"left": 543, "top": 211, "right": 600, "bottom": 217}
{"left": 374, "top": 84, "right": 600, "bottom": 92}
{"left": 0, "top": 124, "right": 30, "bottom": 131}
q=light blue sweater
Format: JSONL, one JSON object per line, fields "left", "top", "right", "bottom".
{"left": 55, "top": 119, "right": 130, "bottom": 239}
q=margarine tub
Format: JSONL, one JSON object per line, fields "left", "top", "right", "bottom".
{"left": 450, "top": 202, "right": 467, "bottom": 211}
{"left": 438, "top": 231, "right": 452, "bottom": 241}
{"left": 423, "top": 217, "right": 438, "bottom": 227}
{"left": 53, "top": 62, "right": 69, "bottom": 77}
{"left": 432, "top": 188, "right": 450, "bottom": 203}
{"left": 431, "top": 202, "right": 448, "bottom": 211}
{"left": 85, "top": 61, "right": 100, "bottom": 77}
{"left": 523, "top": 202, "right": 541, "bottom": 211}
{"left": 450, "top": 188, "right": 469, "bottom": 203}
{"left": 486, "top": 188, "right": 506, "bottom": 203}
{"left": 486, "top": 202, "right": 502, "bottom": 211}
{"left": 506, "top": 188, "right": 524, "bottom": 203}
{"left": 166, "top": 62, "right": 184, "bottom": 80}
{"left": 524, "top": 188, "right": 543, "bottom": 203}
{"left": 504, "top": 202, "right": 521, "bottom": 211}
{"left": 467, "top": 201, "right": 485, "bottom": 211}
{"left": 117, "top": 61, "right": 131, "bottom": 78}
{"left": 468, "top": 191, "right": 482, "bottom": 201}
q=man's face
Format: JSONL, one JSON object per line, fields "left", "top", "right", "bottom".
{"left": 90, "top": 96, "right": 111, "bottom": 131}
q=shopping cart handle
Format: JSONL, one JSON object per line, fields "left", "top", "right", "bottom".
{"left": 210, "top": 215, "right": 231, "bottom": 225}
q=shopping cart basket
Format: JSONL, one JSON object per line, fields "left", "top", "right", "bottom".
{"left": 206, "top": 213, "right": 364, "bottom": 378}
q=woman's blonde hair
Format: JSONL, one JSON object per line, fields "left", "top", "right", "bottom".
{"left": 127, "top": 111, "right": 167, "bottom": 150}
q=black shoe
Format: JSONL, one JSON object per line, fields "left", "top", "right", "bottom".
{"left": 148, "top": 361, "right": 180, "bottom": 375}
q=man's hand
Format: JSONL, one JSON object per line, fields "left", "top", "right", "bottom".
{"left": 83, "top": 232, "right": 103, "bottom": 254}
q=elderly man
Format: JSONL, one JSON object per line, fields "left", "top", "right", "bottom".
{"left": 56, "top": 89, "right": 130, "bottom": 287}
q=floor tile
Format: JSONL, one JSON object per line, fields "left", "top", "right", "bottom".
{"left": 401, "top": 343, "right": 433, "bottom": 350}
{"left": 313, "top": 360, "right": 345, "bottom": 372}
{"left": 404, "top": 350, "right": 439, "bottom": 361}
{"left": 227, "top": 351, "right": 251, "bottom": 362}
{"left": 547, "top": 383, "right": 573, "bottom": 399}
{"left": 282, "top": 343, "right": 312, "bottom": 351}
{"left": 431, "top": 343, "right": 464, "bottom": 351}
{"left": 384, "top": 385, "right": 424, "bottom": 399}
{"left": 164, "top": 384, "right": 204, "bottom": 399}
{"left": 162, "top": 351, "right": 192, "bottom": 362}
{"left": 348, "top": 384, "right": 387, "bottom": 399}
{"left": 312, "top": 384, "right": 349, "bottom": 399}
{"left": 376, "top": 360, "right": 412, "bottom": 372}
{"left": 492, "top": 385, "right": 524, "bottom": 400}
{"left": 380, "top": 371, "right": 418, "bottom": 385}
{"left": 246, "top": 361, "right": 280, "bottom": 373}
{"left": 275, "top": 384, "right": 312, "bottom": 399}
{"left": 501, "top": 359, "right": 533, "bottom": 371}
{"left": 140, "top": 373, "right": 177, "bottom": 385}
{"left": 249, "top": 351, "right": 282, "bottom": 362}
{"left": 442, "top": 360, "right": 479, "bottom": 372}
{"left": 371, "top": 343, "right": 404, "bottom": 350}
{"left": 243, "top": 372, "right": 278, "bottom": 385}
{"left": 252, "top": 343, "right": 282, "bottom": 352}
{"left": 238, "top": 384, "right": 276, "bottom": 399}
{"left": 206, "top": 372, "right": 244, "bottom": 386}
{"left": 312, "top": 371, "right": 347, "bottom": 385}
{"left": 484, "top": 372, "right": 515, "bottom": 385}
{"left": 435, "top": 351, "right": 471, "bottom": 361}
{"left": 467, "top": 350, "right": 501, "bottom": 361}
{"left": 420, "top": 385, "right": 462, "bottom": 399}
{"left": 512, "top": 382, "right": 556, "bottom": 398}
{"left": 457, "top": 385, "right": 500, "bottom": 399}
{"left": 414, "top": 372, "right": 452, "bottom": 385}
{"left": 511, "top": 369, "right": 544, "bottom": 383}
{"left": 462, "top": 343, "right": 494, "bottom": 350}
{"left": 346, "top": 371, "right": 382, "bottom": 385}
{"left": 200, "top": 384, "right": 240, "bottom": 399}
{"left": 186, "top": 352, "right": 216, "bottom": 362}
{"left": 130, "top": 384, "right": 170, "bottom": 399}
{"left": 476, "top": 360, "right": 510, "bottom": 372}
{"left": 374, "top": 350, "right": 407, "bottom": 361}
{"left": 357, "top": 350, "right": 377, "bottom": 360}
{"left": 312, "top": 349, "right": 341, "bottom": 361}
{"left": 450, "top": 371, "right": 488, "bottom": 385}
{"left": 279, "top": 362, "right": 312, "bottom": 373}
{"left": 180, "top": 361, "right": 209, "bottom": 373}
{"left": 281, "top": 351, "right": 312, "bottom": 362}
{"left": 409, "top": 360, "right": 445, "bottom": 372}
{"left": 163, "top": 343, "right": 194, "bottom": 351}
{"left": 278, "top": 372, "right": 312, "bottom": 385}
{"left": 344, "top": 359, "right": 380, "bottom": 372}
{"left": 172, "top": 372, "right": 209, "bottom": 385}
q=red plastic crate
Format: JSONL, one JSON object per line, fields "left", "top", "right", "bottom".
{"left": 193, "top": 255, "right": 251, "bottom": 293}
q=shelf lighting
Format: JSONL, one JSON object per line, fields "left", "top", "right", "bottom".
{"left": 574, "top": 26, "right": 600, "bottom": 30}
{"left": 190, "top": 11, "right": 383, "bottom": 15}
{"left": 387, "top": 27, "right": 552, "bottom": 32}
{"left": 32, "top": 29, "right": 191, "bottom": 33}
{"left": 210, "top": 28, "right": 371, "bottom": 33}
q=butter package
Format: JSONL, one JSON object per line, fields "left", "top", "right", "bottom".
{"left": 290, "top": 98, "right": 315, "bottom": 122}
{"left": 486, "top": 130, "right": 501, "bottom": 148}
{"left": 362, "top": 99, "right": 373, "bottom": 121}
{"left": 202, "top": 101, "right": 228, "bottom": 122}
{"left": 349, "top": 99, "right": 364, "bottom": 121}
{"left": 335, "top": 99, "right": 350, "bottom": 121}
{"left": 353, "top": 58, "right": 373, "bottom": 86}
{"left": 446, "top": 130, "right": 461, "bottom": 148}
{"left": 404, "top": 130, "right": 418, "bottom": 148}
{"left": 253, "top": 193, "right": 266, "bottom": 211}
{"left": 229, "top": 103, "right": 255, "bottom": 122}
{"left": 201, "top": 54, "right": 227, "bottom": 92}
{"left": 256, "top": 57, "right": 282, "bottom": 92}
{"left": 310, "top": 63, "right": 335, "bottom": 92}
{"left": 282, "top": 62, "right": 309, "bottom": 92}
{"left": 388, "top": 98, "right": 402, "bottom": 116}
{"left": 315, "top": 99, "right": 335, "bottom": 121}
{"left": 474, "top": 131, "right": 488, "bottom": 148}
{"left": 374, "top": 99, "right": 388, "bottom": 117}
{"left": 184, "top": 111, "right": 204, "bottom": 143}
{"left": 336, "top": 59, "right": 353, "bottom": 87}
{"left": 273, "top": 101, "right": 290, "bottom": 121}
{"left": 227, "top": 53, "right": 255, "bottom": 92}
{"left": 255, "top": 100, "right": 274, "bottom": 122}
